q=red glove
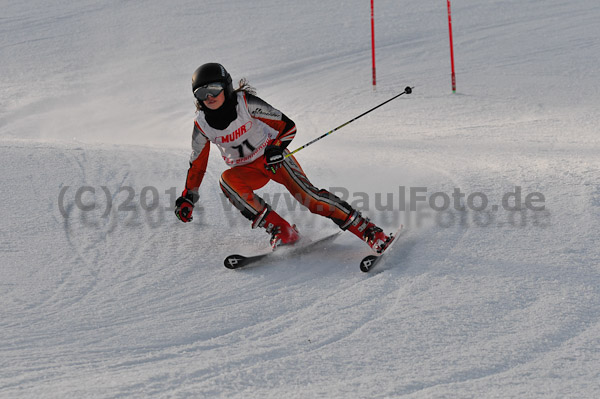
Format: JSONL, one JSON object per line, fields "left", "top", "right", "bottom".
{"left": 174, "top": 190, "right": 197, "bottom": 223}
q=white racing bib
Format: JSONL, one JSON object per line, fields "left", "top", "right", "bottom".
{"left": 193, "top": 92, "right": 279, "bottom": 166}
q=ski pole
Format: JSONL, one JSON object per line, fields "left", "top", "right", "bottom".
{"left": 285, "top": 86, "right": 413, "bottom": 158}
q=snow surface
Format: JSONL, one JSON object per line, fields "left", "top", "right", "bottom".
{"left": 2, "top": 0, "right": 600, "bottom": 397}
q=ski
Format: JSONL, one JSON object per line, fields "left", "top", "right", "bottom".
{"left": 223, "top": 253, "right": 270, "bottom": 269}
{"left": 224, "top": 231, "right": 342, "bottom": 269}
{"left": 359, "top": 225, "right": 404, "bottom": 273}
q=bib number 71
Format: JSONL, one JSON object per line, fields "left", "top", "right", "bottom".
{"left": 232, "top": 139, "right": 256, "bottom": 158}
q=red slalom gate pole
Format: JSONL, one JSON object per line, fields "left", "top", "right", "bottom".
{"left": 447, "top": 0, "right": 457, "bottom": 92}
{"left": 371, "top": 0, "right": 376, "bottom": 89}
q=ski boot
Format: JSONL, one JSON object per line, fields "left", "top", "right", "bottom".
{"left": 252, "top": 207, "right": 300, "bottom": 250}
{"left": 345, "top": 211, "right": 391, "bottom": 253}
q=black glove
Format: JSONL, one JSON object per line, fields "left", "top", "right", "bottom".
{"left": 264, "top": 144, "right": 285, "bottom": 173}
{"left": 174, "top": 189, "right": 197, "bottom": 223}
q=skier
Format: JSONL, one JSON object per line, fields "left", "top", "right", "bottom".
{"left": 174, "top": 62, "right": 392, "bottom": 252}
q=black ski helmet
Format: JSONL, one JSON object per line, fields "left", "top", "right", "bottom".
{"left": 192, "top": 63, "right": 234, "bottom": 99}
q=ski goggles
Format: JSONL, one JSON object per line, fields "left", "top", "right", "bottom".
{"left": 193, "top": 82, "right": 225, "bottom": 101}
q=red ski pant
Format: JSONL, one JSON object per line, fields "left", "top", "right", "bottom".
{"left": 219, "top": 154, "right": 353, "bottom": 227}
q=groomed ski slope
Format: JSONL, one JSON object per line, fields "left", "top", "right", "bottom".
{"left": 1, "top": 0, "right": 599, "bottom": 397}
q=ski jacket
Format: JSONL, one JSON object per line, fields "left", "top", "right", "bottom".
{"left": 184, "top": 91, "right": 297, "bottom": 193}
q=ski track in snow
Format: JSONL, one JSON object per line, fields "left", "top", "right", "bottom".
{"left": 2, "top": 0, "right": 600, "bottom": 398}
